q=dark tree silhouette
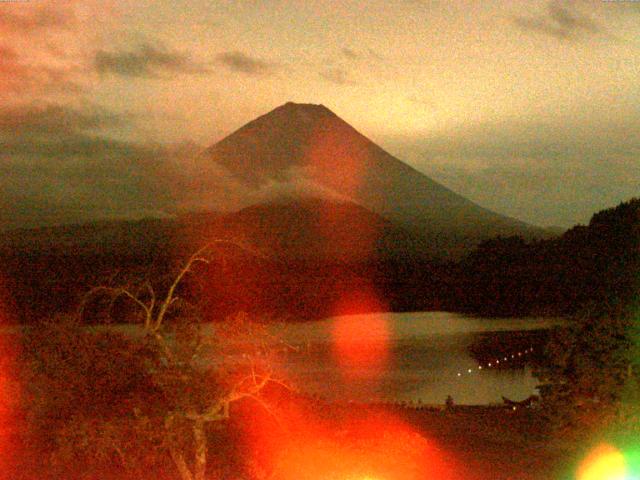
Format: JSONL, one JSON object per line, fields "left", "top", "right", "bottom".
{"left": 22, "top": 244, "right": 289, "bottom": 480}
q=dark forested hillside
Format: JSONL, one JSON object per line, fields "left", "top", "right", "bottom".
{"left": 2, "top": 198, "right": 638, "bottom": 324}
{"left": 453, "top": 198, "right": 640, "bottom": 317}
{"left": 0, "top": 206, "right": 447, "bottom": 323}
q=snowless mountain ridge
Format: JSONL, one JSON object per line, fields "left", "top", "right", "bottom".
{"left": 4, "top": 102, "right": 548, "bottom": 260}
{"left": 204, "top": 102, "right": 542, "bottom": 240}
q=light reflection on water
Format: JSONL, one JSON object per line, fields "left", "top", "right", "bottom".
{"left": 5, "top": 312, "right": 562, "bottom": 406}
{"left": 270, "top": 311, "right": 562, "bottom": 405}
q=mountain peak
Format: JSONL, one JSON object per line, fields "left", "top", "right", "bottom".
{"left": 204, "top": 103, "right": 546, "bottom": 253}
{"left": 278, "top": 101, "right": 333, "bottom": 114}
{"left": 263, "top": 101, "right": 338, "bottom": 124}
{"left": 205, "top": 101, "right": 350, "bottom": 185}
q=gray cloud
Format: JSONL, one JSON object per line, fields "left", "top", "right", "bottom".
{"left": 424, "top": 158, "right": 639, "bottom": 229}
{"left": 0, "top": 103, "right": 120, "bottom": 139}
{"left": 95, "top": 44, "right": 212, "bottom": 78}
{"left": 0, "top": 102, "right": 166, "bottom": 229}
{"left": 216, "top": 51, "right": 275, "bottom": 75}
{"left": 319, "top": 67, "right": 355, "bottom": 85}
{"left": 0, "top": 102, "right": 259, "bottom": 230}
{"left": 321, "top": 47, "right": 383, "bottom": 86}
{"left": 513, "top": 1, "right": 601, "bottom": 41}
{"left": 399, "top": 114, "right": 640, "bottom": 163}
{"left": 340, "top": 46, "right": 384, "bottom": 63}
{"left": 342, "top": 47, "right": 359, "bottom": 60}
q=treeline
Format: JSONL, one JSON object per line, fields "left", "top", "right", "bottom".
{"left": 1, "top": 198, "right": 638, "bottom": 323}
{"left": 450, "top": 197, "right": 640, "bottom": 318}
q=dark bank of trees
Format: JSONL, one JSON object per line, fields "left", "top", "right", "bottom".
{"left": 455, "top": 198, "right": 640, "bottom": 433}
{"left": 452, "top": 197, "right": 640, "bottom": 318}
{"left": 1, "top": 197, "right": 638, "bottom": 324}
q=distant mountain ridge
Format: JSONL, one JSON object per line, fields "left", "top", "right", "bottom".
{"left": 0, "top": 102, "right": 565, "bottom": 322}
{"left": 216, "top": 196, "right": 431, "bottom": 262}
{"left": 204, "top": 102, "right": 545, "bottom": 252}
{"left": 3, "top": 102, "right": 550, "bottom": 259}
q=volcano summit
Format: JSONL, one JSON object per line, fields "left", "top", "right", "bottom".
{"left": 202, "top": 102, "right": 545, "bottom": 257}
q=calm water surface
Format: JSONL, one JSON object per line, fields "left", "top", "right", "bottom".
{"left": 268, "top": 311, "right": 562, "bottom": 405}
{"left": 7, "top": 312, "right": 561, "bottom": 406}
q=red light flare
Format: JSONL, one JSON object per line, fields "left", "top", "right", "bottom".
{"left": 302, "top": 116, "right": 386, "bottom": 262}
{"left": 304, "top": 117, "right": 369, "bottom": 201}
{"left": 0, "top": 275, "right": 20, "bottom": 477}
{"left": 303, "top": 118, "right": 392, "bottom": 370}
{"left": 331, "top": 287, "right": 390, "bottom": 381}
{"left": 239, "top": 399, "right": 462, "bottom": 480}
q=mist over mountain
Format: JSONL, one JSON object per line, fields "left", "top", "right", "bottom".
{"left": 4, "top": 102, "right": 550, "bottom": 259}
{"left": 203, "top": 102, "right": 546, "bottom": 252}
{"left": 0, "top": 102, "right": 560, "bottom": 322}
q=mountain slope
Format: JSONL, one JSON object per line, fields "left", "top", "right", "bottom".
{"left": 204, "top": 102, "right": 543, "bottom": 250}
{"left": 214, "top": 197, "right": 430, "bottom": 262}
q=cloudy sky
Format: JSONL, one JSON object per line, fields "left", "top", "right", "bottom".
{"left": 1, "top": 0, "right": 639, "bottom": 230}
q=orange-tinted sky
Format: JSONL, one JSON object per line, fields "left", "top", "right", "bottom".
{"left": 1, "top": 0, "right": 639, "bottom": 229}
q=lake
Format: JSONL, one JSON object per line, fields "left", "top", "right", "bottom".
{"left": 4, "top": 311, "right": 561, "bottom": 406}
{"left": 267, "top": 311, "right": 563, "bottom": 405}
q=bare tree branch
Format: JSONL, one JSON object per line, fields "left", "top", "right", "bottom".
{"left": 71, "top": 240, "right": 288, "bottom": 480}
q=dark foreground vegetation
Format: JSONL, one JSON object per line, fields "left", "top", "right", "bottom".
{"left": 1, "top": 197, "right": 638, "bottom": 479}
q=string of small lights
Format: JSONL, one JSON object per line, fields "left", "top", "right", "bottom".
{"left": 456, "top": 347, "right": 535, "bottom": 377}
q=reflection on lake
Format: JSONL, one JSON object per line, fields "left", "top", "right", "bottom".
{"left": 23, "top": 311, "right": 562, "bottom": 406}
{"left": 270, "top": 311, "right": 562, "bottom": 405}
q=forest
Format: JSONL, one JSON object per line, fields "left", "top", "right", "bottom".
{"left": 1, "top": 198, "right": 638, "bottom": 324}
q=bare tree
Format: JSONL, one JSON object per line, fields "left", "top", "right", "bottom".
{"left": 26, "top": 242, "right": 289, "bottom": 480}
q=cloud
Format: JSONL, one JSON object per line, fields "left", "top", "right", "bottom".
{"left": 0, "top": 44, "right": 82, "bottom": 96}
{"left": 0, "top": 3, "right": 83, "bottom": 99}
{"left": 386, "top": 112, "right": 640, "bottom": 227}
{"left": 95, "top": 44, "right": 212, "bottom": 78}
{"left": 0, "top": 101, "right": 267, "bottom": 230}
{"left": 216, "top": 51, "right": 275, "bottom": 75}
{"left": 424, "top": 157, "right": 640, "bottom": 228}
{"left": 340, "top": 46, "right": 384, "bottom": 63}
{"left": 398, "top": 111, "right": 640, "bottom": 164}
{"left": 319, "top": 67, "right": 355, "bottom": 85}
{"left": 0, "top": 103, "right": 119, "bottom": 140}
{"left": 0, "top": 102, "right": 162, "bottom": 229}
{"left": 513, "top": 1, "right": 602, "bottom": 41}
{"left": 0, "top": 3, "right": 75, "bottom": 32}
{"left": 342, "top": 47, "right": 359, "bottom": 60}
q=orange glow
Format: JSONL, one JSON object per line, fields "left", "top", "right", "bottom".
{"left": 304, "top": 117, "right": 367, "bottom": 200}
{"left": 578, "top": 444, "right": 628, "bottom": 480}
{"left": 0, "top": 277, "right": 19, "bottom": 477}
{"left": 303, "top": 115, "right": 384, "bottom": 263}
{"left": 240, "top": 400, "right": 461, "bottom": 480}
{"left": 331, "top": 288, "right": 390, "bottom": 379}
